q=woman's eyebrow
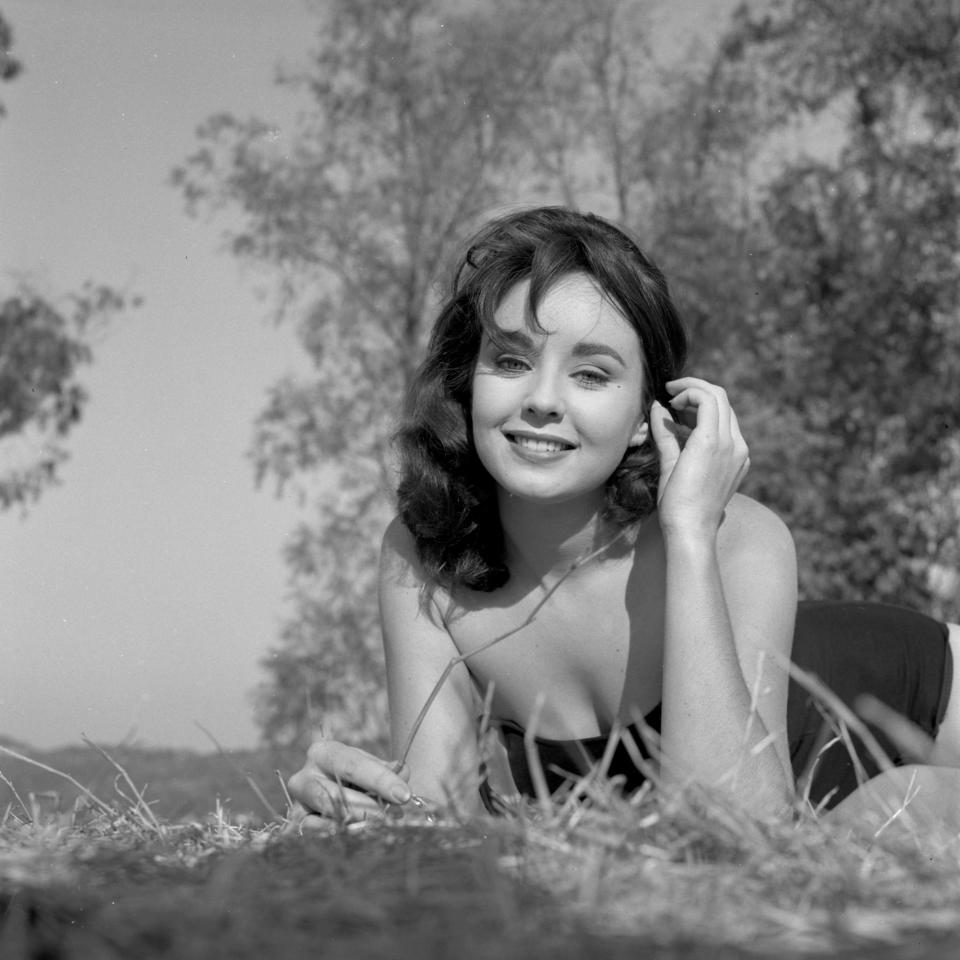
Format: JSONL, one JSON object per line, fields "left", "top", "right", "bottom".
{"left": 487, "top": 328, "right": 535, "bottom": 350}
{"left": 572, "top": 341, "right": 626, "bottom": 366}
{"left": 486, "top": 330, "right": 627, "bottom": 366}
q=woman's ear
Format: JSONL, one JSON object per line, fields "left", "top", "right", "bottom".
{"left": 629, "top": 418, "right": 650, "bottom": 448}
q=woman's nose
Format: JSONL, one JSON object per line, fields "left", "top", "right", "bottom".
{"left": 523, "top": 373, "right": 565, "bottom": 420}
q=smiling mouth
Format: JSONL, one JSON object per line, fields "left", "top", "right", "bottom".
{"left": 506, "top": 433, "right": 575, "bottom": 453}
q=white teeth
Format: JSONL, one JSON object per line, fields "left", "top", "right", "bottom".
{"left": 512, "top": 436, "right": 569, "bottom": 453}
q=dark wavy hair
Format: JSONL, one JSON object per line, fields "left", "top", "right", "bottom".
{"left": 395, "top": 206, "right": 687, "bottom": 591}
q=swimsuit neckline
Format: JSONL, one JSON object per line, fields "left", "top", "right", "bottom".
{"left": 494, "top": 702, "right": 661, "bottom": 747}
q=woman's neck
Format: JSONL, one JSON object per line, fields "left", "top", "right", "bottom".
{"left": 497, "top": 491, "right": 632, "bottom": 586}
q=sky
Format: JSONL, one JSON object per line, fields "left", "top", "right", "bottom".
{"left": 0, "top": 0, "right": 737, "bottom": 753}
{"left": 0, "top": 0, "right": 317, "bottom": 751}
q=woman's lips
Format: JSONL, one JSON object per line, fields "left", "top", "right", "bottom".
{"left": 505, "top": 432, "right": 576, "bottom": 453}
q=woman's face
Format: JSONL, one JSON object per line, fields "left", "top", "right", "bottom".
{"left": 471, "top": 272, "right": 648, "bottom": 509}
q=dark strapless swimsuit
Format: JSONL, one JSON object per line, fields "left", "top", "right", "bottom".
{"left": 484, "top": 601, "right": 952, "bottom": 811}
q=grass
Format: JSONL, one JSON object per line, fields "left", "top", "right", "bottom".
{"left": 2, "top": 736, "right": 960, "bottom": 959}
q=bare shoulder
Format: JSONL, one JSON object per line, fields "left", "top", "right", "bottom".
{"left": 379, "top": 516, "right": 450, "bottom": 625}
{"left": 719, "top": 494, "right": 796, "bottom": 568}
{"left": 718, "top": 494, "right": 797, "bottom": 636}
{"left": 380, "top": 515, "right": 422, "bottom": 581}
{"left": 380, "top": 515, "right": 444, "bottom": 594}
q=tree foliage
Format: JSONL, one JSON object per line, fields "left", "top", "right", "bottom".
{"left": 0, "top": 10, "right": 23, "bottom": 117}
{"left": 0, "top": 15, "right": 132, "bottom": 513}
{"left": 1, "top": 291, "right": 89, "bottom": 510}
{"left": 174, "top": 0, "right": 595, "bottom": 746}
{"left": 176, "top": 0, "right": 960, "bottom": 747}
{"left": 718, "top": 0, "right": 960, "bottom": 618}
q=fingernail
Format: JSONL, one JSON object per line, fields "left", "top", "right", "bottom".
{"left": 391, "top": 785, "right": 411, "bottom": 803}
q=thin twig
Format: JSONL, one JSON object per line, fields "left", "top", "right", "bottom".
{"left": 395, "top": 528, "right": 631, "bottom": 768}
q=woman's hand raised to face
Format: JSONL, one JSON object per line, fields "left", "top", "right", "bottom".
{"left": 649, "top": 378, "right": 751, "bottom": 541}
{"left": 284, "top": 739, "right": 413, "bottom": 833}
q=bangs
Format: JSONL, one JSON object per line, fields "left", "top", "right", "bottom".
{"left": 472, "top": 234, "right": 603, "bottom": 345}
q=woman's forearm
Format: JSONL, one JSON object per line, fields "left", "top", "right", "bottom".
{"left": 660, "top": 532, "right": 792, "bottom": 814}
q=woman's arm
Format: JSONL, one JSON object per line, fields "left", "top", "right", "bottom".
{"left": 652, "top": 379, "right": 796, "bottom": 816}
{"left": 285, "top": 517, "right": 481, "bottom": 828}
{"left": 379, "top": 517, "right": 483, "bottom": 814}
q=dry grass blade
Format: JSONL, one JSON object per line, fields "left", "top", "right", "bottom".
{"left": 0, "top": 768, "right": 33, "bottom": 824}
{"left": 476, "top": 682, "right": 496, "bottom": 747}
{"left": 276, "top": 770, "right": 294, "bottom": 812}
{"left": 621, "top": 715, "right": 662, "bottom": 789}
{"left": 0, "top": 743, "right": 115, "bottom": 818}
{"left": 81, "top": 736, "right": 164, "bottom": 835}
{"left": 855, "top": 693, "right": 960, "bottom": 765}
{"left": 194, "top": 721, "right": 281, "bottom": 821}
{"left": 523, "top": 694, "right": 552, "bottom": 818}
{"left": 769, "top": 650, "right": 896, "bottom": 778}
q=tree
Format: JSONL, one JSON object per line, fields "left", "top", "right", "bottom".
{"left": 174, "top": 0, "right": 591, "bottom": 747}
{"left": 714, "top": 0, "right": 960, "bottom": 619}
{"left": 0, "top": 286, "right": 120, "bottom": 510}
{"left": 0, "top": 11, "right": 22, "bottom": 114}
{"left": 172, "top": 0, "right": 793, "bottom": 748}
{"left": 518, "top": 0, "right": 769, "bottom": 378}
{"left": 0, "top": 14, "right": 133, "bottom": 512}
{"left": 177, "top": 0, "right": 960, "bottom": 750}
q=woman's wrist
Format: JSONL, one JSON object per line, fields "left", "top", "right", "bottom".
{"left": 660, "top": 520, "right": 720, "bottom": 557}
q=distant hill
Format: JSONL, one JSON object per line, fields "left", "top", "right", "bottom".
{"left": 0, "top": 737, "right": 305, "bottom": 822}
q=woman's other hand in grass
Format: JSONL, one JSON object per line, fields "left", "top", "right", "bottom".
{"left": 284, "top": 739, "right": 412, "bottom": 833}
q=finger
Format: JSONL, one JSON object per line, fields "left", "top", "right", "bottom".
{"left": 282, "top": 802, "right": 328, "bottom": 836}
{"left": 666, "top": 376, "right": 719, "bottom": 392}
{"left": 307, "top": 779, "right": 392, "bottom": 820}
{"left": 388, "top": 759, "right": 412, "bottom": 782}
{"left": 729, "top": 404, "right": 745, "bottom": 447}
{"left": 307, "top": 740, "right": 412, "bottom": 804}
{"left": 649, "top": 400, "right": 681, "bottom": 462}
{"left": 665, "top": 377, "right": 729, "bottom": 401}
{"left": 288, "top": 769, "right": 406, "bottom": 819}
{"left": 668, "top": 379, "right": 738, "bottom": 438}
{"left": 668, "top": 387, "right": 721, "bottom": 438}
{"left": 728, "top": 408, "right": 750, "bottom": 480}
{"left": 298, "top": 812, "right": 337, "bottom": 834}
{"left": 283, "top": 801, "right": 370, "bottom": 837}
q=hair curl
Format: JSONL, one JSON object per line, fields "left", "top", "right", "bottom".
{"left": 395, "top": 206, "right": 687, "bottom": 591}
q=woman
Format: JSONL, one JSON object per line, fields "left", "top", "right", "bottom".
{"left": 286, "top": 207, "right": 960, "bottom": 833}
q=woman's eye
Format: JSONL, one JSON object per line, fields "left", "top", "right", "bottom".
{"left": 574, "top": 369, "right": 610, "bottom": 386}
{"left": 495, "top": 356, "right": 529, "bottom": 373}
